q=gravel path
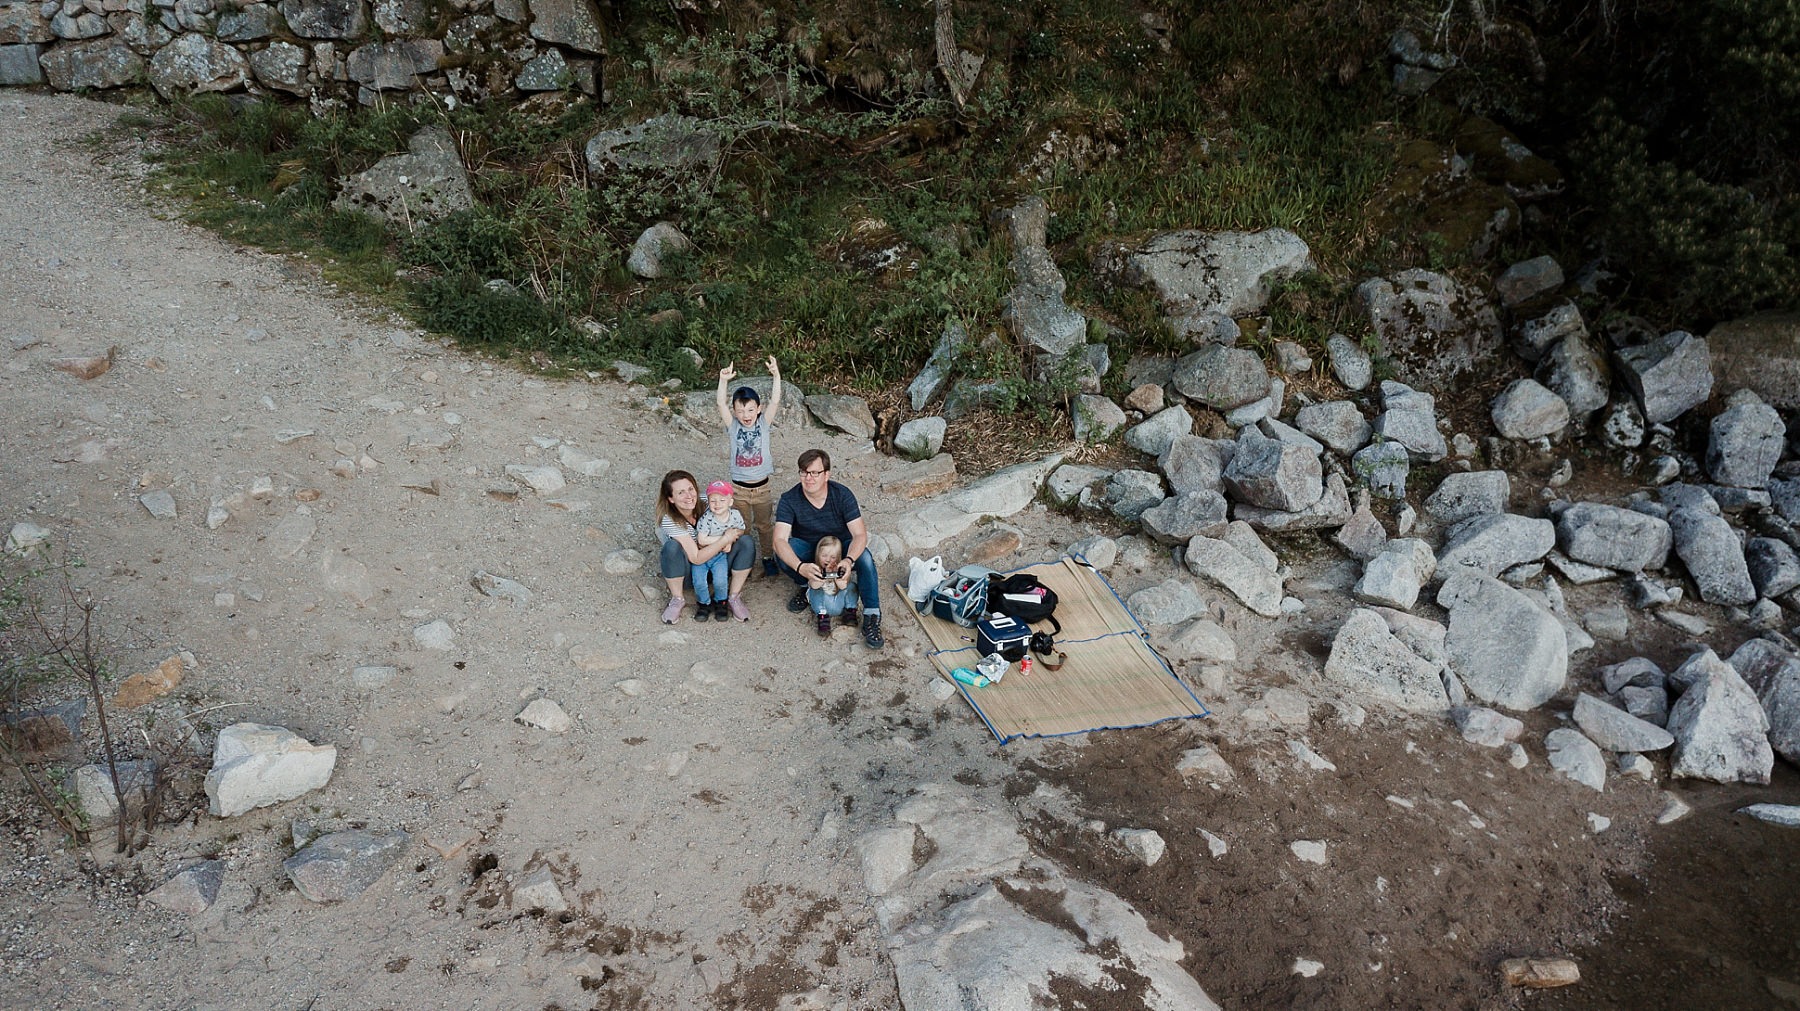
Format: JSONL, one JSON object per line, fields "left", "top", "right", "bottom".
{"left": 0, "top": 89, "right": 1087, "bottom": 1009}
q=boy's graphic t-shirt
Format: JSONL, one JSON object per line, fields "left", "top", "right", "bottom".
{"left": 728, "top": 417, "right": 774, "bottom": 483}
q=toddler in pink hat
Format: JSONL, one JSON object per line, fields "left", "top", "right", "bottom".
{"left": 692, "top": 480, "right": 748, "bottom": 621}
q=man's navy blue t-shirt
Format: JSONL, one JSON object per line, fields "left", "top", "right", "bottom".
{"left": 776, "top": 480, "right": 862, "bottom": 545}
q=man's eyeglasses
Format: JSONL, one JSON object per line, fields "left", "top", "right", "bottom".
{"left": 800, "top": 469, "right": 828, "bottom": 476}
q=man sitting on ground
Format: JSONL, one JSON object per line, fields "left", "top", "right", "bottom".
{"left": 773, "top": 448, "right": 884, "bottom": 649}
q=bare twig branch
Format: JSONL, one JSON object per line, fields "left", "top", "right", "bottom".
{"left": 0, "top": 736, "right": 85, "bottom": 840}
{"left": 24, "top": 571, "right": 133, "bottom": 852}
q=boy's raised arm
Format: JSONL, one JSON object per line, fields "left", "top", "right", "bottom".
{"left": 715, "top": 364, "right": 735, "bottom": 426}
{"left": 763, "top": 355, "right": 782, "bottom": 426}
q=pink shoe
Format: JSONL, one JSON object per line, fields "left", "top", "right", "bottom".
{"left": 727, "top": 595, "right": 749, "bottom": 622}
{"left": 660, "top": 597, "right": 684, "bottom": 624}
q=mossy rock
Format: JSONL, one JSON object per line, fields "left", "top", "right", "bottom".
{"left": 1389, "top": 138, "right": 1452, "bottom": 201}
{"left": 1454, "top": 116, "right": 1564, "bottom": 200}
{"left": 1420, "top": 179, "right": 1519, "bottom": 259}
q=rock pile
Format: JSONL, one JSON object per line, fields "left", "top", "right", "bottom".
{"left": 883, "top": 232, "right": 1800, "bottom": 807}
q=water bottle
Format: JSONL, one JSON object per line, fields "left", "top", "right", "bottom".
{"left": 950, "top": 667, "right": 991, "bottom": 689}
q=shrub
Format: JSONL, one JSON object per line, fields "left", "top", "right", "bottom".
{"left": 1544, "top": 0, "right": 1800, "bottom": 322}
{"left": 410, "top": 274, "right": 570, "bottom": 353}
{"left": 401, "top": 210, "right": 525, "bottom": 282}
{"left": 1572, "top": 101, "right": 1798, "bottom": 320}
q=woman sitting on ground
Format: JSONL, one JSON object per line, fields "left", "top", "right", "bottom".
{"left": 656, "top": 469, "right": 755, "bottom": 623}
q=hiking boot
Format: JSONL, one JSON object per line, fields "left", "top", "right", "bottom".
{"left": 840, "top": 607, "right": 858, "bottom": 626}
{"left": 816, "top": 611, "right": 832, "bottom": 638}
{"left": 712, "top": 601, "right": 730, "bottom": 622}
{"left": 787, "top": 585, "right": 810, "bottom": 613}
{"left": 694, "top": 601, "right": 711, "bottom": 622}
{"left": 727, "top": 595, "right": 749, "bottom": 622}
{"left": 762, "top": 558, "right": 780, "bottom": 578}
{"left": 861, "top": 612, "right": 884, "bottom": 650}
{"left": 660, "top": 597, "right": 684, "bottom": 624}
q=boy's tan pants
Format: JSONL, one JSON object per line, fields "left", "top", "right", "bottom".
{"left": 733, "top": 479, "right": 774, "bottom": 566}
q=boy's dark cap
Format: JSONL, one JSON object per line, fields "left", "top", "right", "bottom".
{"left": 732, "top": 386, "right": 761, "bottom": 404}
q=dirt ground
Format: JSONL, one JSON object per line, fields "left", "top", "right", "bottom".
{"left": 2, "top": 89, "right": 1798, "bottom": 1011}
{"left": 1530, "top": 762, "right": 1800, "bottom": 1011}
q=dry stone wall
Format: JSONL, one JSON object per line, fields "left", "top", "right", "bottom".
{"left": 0, "top": 0, "right": 603, "bottom": 106}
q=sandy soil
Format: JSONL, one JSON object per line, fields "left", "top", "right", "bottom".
{"left": 1, "top": 89, "right": 1795, "bottom": 1011}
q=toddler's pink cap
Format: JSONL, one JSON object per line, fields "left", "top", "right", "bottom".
{"left": 706, "top": 480, "right": 733, "bottom": 496}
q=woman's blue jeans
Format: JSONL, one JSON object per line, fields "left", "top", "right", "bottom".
{"left": 659, "top": 534, "right": 755, "bottom": 584}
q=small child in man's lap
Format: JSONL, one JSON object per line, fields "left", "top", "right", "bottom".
{"left": 806, "top": 535, "right": 857, "bottom": 637}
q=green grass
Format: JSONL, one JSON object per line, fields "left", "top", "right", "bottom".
{"left": 129, "top": 2, "right": 1493, "bottom": 395}
{"left": 138, "top": 96, "right": 421, "bottom": 299}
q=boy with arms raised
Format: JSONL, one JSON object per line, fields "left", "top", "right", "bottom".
{"left": 717, "top": 355, "right": 783, "bottom": 576}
